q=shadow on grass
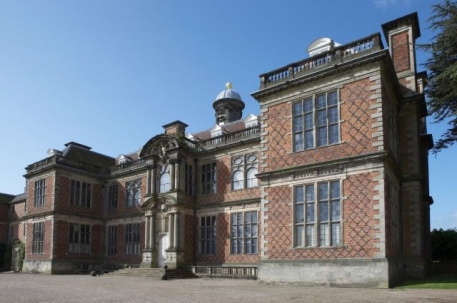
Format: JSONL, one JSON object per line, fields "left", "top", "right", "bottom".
{"left": 395, "top": 274, "right": 457, "bottom": 289}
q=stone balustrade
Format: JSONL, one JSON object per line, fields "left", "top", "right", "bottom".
{"left": 259, "top": 34, "right": 383, "bottom": 89}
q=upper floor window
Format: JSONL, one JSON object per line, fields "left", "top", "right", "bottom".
{"left": 231, "top": 154, "right": 258, "bottom": 190}
{"left": 126, "top": 179, "right": 141, "bottom": 207}
{"left": 159, "top": 165, "right": 171, "bottom": 193}
{"left": 293, "top": 90, "right": 340, "bottom": 151}
{"left": 69, "top": 223, "right": 91, "bottom": 254}
{"left": 34, "top": 179, "right": 46, "bottom": 207}
{"left": 108, "top": 184, "right": 118, "bottom": 210}
{"left": 294, "top": 181, "right": 341, "bottom": 247}
{"left": 231, "top": 211, "right": 258, "bottom": 254}
{"left": 32, "top": 222, "right": 44, "bottom": 254}
{"left": 70, "top": 180, "right": 91, "bottom": 207}
{"left": 201, "top": 162, "right": 217, "bottom": 195}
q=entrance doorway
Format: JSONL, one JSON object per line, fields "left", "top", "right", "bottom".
{"left": 158, "top": 234, "right": 169, "bottom": 268}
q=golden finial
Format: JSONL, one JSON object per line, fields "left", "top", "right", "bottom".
{"left": 226, "top": 82, "right": 232, "bottom": 90}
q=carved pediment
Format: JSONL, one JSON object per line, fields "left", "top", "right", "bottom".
{"left": 139, "top": 135, "right": 180, "bottom": 159}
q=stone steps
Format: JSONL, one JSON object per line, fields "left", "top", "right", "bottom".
{"left": 107, "top": 267, "right": 198, "bottom": 280}
{"left": 108, "top": 268, "right": 165, "bottom": 278}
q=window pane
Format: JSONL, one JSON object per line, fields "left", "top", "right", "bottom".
{"left": 317, "top": 94, "right": 326, "bottom": 109}
{"left": 328, "top": 107, "right": 338, "bottom": 124}
{"left": 319, "top": 183, "right": 328, "bottom": 200}
{"left": 295, "top": 204, "right": 304, "bottom": 223}
{"left": 252, "top": 224, "right": 257, "bottom": 237}
{"left": 331, "top": 223, "right": 341, "bottom": 246}
{"left": 304, "top": 113, "right": 313, "bottom": 129}
{"left": 295, "top": 225, "right": 303, "bottom": 247}
{"left": 319, "top": 202, "right": 329, "bottom": 221}
{"left": 305, "top": 185, "right": 314, "bottom": 202}
{"left": 319, "top": 223, "right": 329, "bottom": 246}
{"left": 317, "top": 127, "right": 327, "bottom": 146}
{"left": 304, "top": 131, "right": 313, "bottom": 149}
{"left": 295, "top": 186, "right": 304, "bottom": 202}
{"left": 293, "top": 102, "right": 303, "bottom": 115}
{"left": 328, "top": 91, "right": 338, "bottom": 106}
{"left": 304, "top": 98, "right": 313, "bottom": 112}
{"left": 232, "top": 170, "right": 244, "bottom": 190}
{"left": 329, "top": 124, "right": 339, "bottom": 144}
{"left": 305, "top": 203, "right": 315, "bottom": 222}
{"left": 294, "top": 116, "right": 304, "bottom": 132}
{"left": 305, "top": 225, "right": 314, "bottom": 247}
{"left": 331, "top": 201, "right": 340, "bottom": 221}
{"left": 294, "top": 133, "right": 304, "bottom": 151}
{"left": 317, "top": 109, "right": 327, "bottom": 127}
{"left": 330, "top": 181, "right": 340, "bottom": 199}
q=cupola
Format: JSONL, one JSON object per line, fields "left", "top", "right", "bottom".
{"left": 213, "top": 82, "right": 245, "bottom": 125}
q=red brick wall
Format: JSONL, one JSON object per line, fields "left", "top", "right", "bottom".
{"left": 261, "top": 78, "right": 379, "bottom": 173}
{"left": 10, "top": 201, "right": 26, "bottom": 221}
{"left": 0, "top": 223, "right": 8, "bottom": 244}
{"left": 183, "top": 214, "right": 195, "bottom": 264}
{"left": 0, "top": 203, "right": 8, "bottom": 221}
{"left": 264, "top": 172, "right": 379, "bottom": 260}
{"left": 8, "top": 222, "right": 26, "bottom": 242}
{"left": 391, "top": 31, "right": 410, "bottom": 73}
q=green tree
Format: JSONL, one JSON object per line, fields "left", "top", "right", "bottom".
{"left": 431, "top": 228, "right": 457, "bottom": 262}
{"left": 420, "top": 0, "right": 457, "bottom": 152}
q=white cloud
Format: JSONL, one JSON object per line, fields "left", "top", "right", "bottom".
{"left": 372, "top": 0, "right": 411, "bottom": 9}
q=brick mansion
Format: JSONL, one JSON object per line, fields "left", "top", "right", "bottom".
{"left": 0, "top": 13, "right": 433, "bottom": 287}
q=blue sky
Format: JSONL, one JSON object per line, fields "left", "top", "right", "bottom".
{"left": 0, "top": 0, "right": 455, "bottom": 229}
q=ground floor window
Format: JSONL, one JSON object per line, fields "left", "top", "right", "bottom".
{"left": 107, "top": 225, "right": 117, "bottom": 256}
{"left": 32, "top": 222, "right": 44, "bottom": 254}
{"left": 69, "top": 223, "right": 91, "bottom": 254}
{"left": 231, "top": 211, "right": 258, "bottom": 254}
{"left": 125, "top": 223, "right": 140, "bottom": 255}
{"left": 294, "top": 180, "right": 341, "bottom": 247}
{"left": 200, "top": 216, "right": 216, "bottom": 254}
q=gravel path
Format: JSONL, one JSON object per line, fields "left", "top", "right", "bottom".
{"left": 1, "top": 272, "right": 456, "bottom": 303}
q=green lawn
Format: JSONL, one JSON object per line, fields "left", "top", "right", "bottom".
{"left": 396, "top": 275, "right": 457, "bottom": 289}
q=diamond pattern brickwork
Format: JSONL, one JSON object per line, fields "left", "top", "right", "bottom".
{"left": 261, "top": 78, "right": 380, "bottom": 174}
{"left": 264, "top": 172, "right": 380, "bottom": 260}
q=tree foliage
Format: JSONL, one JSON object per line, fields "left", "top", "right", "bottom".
{"left": 420, "top": 0, "right": 457, "bottom": 152}
{"left": 431, "top": 228, "right": 457, "bottom": 262}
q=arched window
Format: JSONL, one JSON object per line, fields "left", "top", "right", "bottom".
{"left": 232, "top": 170, "right": 244, "bottom": 190}
{"left": 246, "top": 167, "right": 258, "bottom": 188}
{"left": 160, "top": 172, "right": 171, "bottom": 193}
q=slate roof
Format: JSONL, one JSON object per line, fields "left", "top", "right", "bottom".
{"left": 0, "top": 193, "right": 15, "bottom": 204}
{"left": 192, "top": 116, "right": 257, "bottom": 141}
{"left": 62, "top": 142, "right": 116, "bottom": 169}
{"left": 10, "top": 193, "right": 26, "bottom": 204}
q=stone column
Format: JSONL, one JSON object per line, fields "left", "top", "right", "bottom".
{"left": 170, "top": 163, "right": 176, "bottom": 190}
{"left": 173, "top": 212, "right": 180, "bottom": 250}
{"left": 145, "top": 215, "right": 150, "bottom": 249}
{"left": 175, "top": 160, "right": 181, "bottom": 190}
{"left": 151, "top": 166, "right": 156, "bottom": 193}
{"left": 150, "top": 215, "right": 156, "bottom": 249}
{"left": 168, "top": 213, "right": 174, "bottom": 250}
{"left": 147, "top": 169, "right": 152, "bottom": 195}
